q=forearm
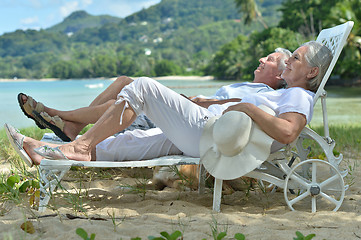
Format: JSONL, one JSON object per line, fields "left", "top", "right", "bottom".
{"left": 194, "top": 98, "right": 241, "bottom": 108}
{"left": 224, "top": 103, "right": 306, "bottom": 144}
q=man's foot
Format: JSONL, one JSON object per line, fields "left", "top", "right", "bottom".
{"left": 18, "top": 93, "right": 75, "bottom": 142}
{"left": 18, "top": 93, "right": 46, "bottom": 129}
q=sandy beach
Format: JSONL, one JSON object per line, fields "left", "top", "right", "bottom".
{"left": 0, "top": 152, "right": 360, "bottom": 240}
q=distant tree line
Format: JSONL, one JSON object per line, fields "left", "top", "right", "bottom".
{"left": 0, "top": 0, "right": 360, "bottom": 85}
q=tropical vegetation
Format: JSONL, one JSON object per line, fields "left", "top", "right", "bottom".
{"left": 0, "top": 0, "right": 360, "bottom": 85}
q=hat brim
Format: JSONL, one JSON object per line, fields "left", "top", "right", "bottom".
{"left": 200, "top": 105, "right": 275, "bottom": 180}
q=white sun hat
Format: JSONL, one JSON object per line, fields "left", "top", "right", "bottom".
{"left": 199, "top": 105, "right": 275, "bottom": 180}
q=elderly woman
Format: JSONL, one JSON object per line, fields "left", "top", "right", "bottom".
{"left": 6, "top": 41, "right": 332, "bottom": 166}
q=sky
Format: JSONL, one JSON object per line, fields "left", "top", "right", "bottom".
{"left": 0, "top": 0, "right": 161, "bottom": 36}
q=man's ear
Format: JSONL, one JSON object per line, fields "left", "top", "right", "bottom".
{"left": 275, "top": 74, "right": 282, "bottom": 80}
{"left": 275, "top": 71, "right": 283, "bottom": 80}
{"left": 307, "top": 67, "right": 319, "bottom": 79}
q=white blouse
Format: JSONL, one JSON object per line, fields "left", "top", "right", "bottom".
{"left": 208, "top": 87, "right": 315, "bottom": 124}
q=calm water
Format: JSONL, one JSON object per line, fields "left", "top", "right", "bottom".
{"left": 0, "top": 78, "right": 229, "bottom": 129}
{"left": 0, "top": 79, "right": 360, "bottom": 130}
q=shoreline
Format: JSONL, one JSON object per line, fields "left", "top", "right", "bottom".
{"left": 0, "top": 75, "right": 215, "bottom": 82}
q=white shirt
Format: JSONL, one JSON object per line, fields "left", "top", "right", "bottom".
{"left": 208, "top": 87, "right": 315, "bottom": 124}
{"left": 197, "top": 82, "right": 273, "bottom": 100}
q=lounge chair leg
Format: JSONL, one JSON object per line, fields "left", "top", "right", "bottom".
{"left": 213, "top": 178, "right": 223, "bottom": 212}
{"left": 38, "top": 165, "right": 71, "bottom": 212}
{"left": 198, "top": 165, "right": 206, "bottom": 194}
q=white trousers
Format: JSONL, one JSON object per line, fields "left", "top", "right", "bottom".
{"left": 96, "top": 77, "right": 215, "bottom": 161}
{"left": 96, "top": 128, "right": 182, "bottom": 161}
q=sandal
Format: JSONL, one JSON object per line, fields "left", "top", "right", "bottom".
{"left": 4, "top": 123, "right": 34, "bottom": 167}
{"left": 17, "top": 93, "right": 46, "bottom": 129}
{"left": 32, "top": 111, "right": 71, "bottom": 142}
{"left": 34, "top": 145, "right": 69, "bottom": 160}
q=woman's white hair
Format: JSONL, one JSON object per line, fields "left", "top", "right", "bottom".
{"left": 302, "top": 41, "right": 333, "bottom": 92}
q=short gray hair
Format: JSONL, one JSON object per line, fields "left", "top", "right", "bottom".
{"left": 275, "top": 47, "right": 292, "bottom": 71}
{"left": 302, "top": 41, "right": 333, "bottom": 92}
{"left": 275, "top": 47, "right": 292, "bottom": 88}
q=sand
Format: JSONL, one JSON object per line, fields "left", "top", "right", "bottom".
{"left": 0, "top": 155, "right": 360, "bottom": 240}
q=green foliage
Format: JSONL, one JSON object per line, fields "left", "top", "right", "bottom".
{"left": 235, "top": 0, "right": 268, "bottom": 29}
{"left": 293, "top": 231, "right": 316, "bottom": 240}
{"left": 323, "top": 0, "right": 361, "bottom": 82}
{"left": 76, "top": 228, "right": 96, "bottom": 240}
{"left": 0, "top": 29, "right": 68, "bottom": 58}
{"left": 205, "top": 35, "right": 250, "bottom": 80}
{"left": 154, "top": 60, "right": 182, "bottom": 76}
{"left": 279, "top": 0, "right": 344, "bottom": 37}
{"left": 0, "top": 172, "right": 40, "bottom": 206}
{"left": 234, "top": 233, "right": 246, "bottom": 240}
{"left": 206, "top": 27, "right": 305, "bottom": 79}
{"left": 148, "top": 230, "right": 182, "bottom": 240}
{"left": 208, "top": 215, "right": 229, "bottom": 240}
{"left": 48, "top": 10, "right": 120, "bottom": 34}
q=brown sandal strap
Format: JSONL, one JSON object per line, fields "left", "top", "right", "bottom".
{"left": 22, "top": 96, "right": 44, "bottom": 116}
{"left": 40, "top": 112, "right": 65, "bottom": 131}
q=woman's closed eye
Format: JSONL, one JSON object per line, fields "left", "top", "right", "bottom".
{"left": 291, "top": 54, "right": 300, "bottom": 60}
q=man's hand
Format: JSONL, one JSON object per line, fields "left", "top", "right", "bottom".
{"left": 180, "top": 93, "right": 241, "bottom": 108}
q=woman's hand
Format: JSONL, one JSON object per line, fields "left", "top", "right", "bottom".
{"left": 223, "top": 102, "right": 252, "bottom": 115}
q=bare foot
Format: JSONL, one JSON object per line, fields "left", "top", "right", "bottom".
{"left": 57, "top": 143, "right": 92, "bottom": 162}
{"left": 23, "top": 137, "right": 91, "bottom": 164}
{"left": 22, "top": 137, "right": 59, "bottom": 165}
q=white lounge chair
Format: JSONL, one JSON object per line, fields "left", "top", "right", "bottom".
{"left": 37, "top": 21, "right": 354, "bottom": 213}
{"left": 212, "top": 21, "right": 354, "bottom": 213}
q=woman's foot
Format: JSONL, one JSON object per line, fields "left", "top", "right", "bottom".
{"left": 22, "top": 137, "right": 59, "bottom": 165}
{"left": 4, "top": 123, "right": 34, "bottom": 167}
{"left": 22, "top": 137, "right": 92, "bottom": 164}
{"left": 35, "top": 143, "right": 92, "bottom": 162}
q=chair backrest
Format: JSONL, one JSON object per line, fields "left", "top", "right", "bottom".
{"left": 313, "top": 21, "right": 354, "bottom": 104}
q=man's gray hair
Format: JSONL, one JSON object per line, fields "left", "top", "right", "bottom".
{"left": 302, "top": 41, "right": 333, "bottom": 92}
{"left": 275, "top": 47, "right": 292, "bottom": 71}
{"left": 275, "top": 47, "right": 292, "bottom": 88}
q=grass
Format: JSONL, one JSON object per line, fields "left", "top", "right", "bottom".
{"left": 305, "top": 123, "right": 361, "bottom": 157}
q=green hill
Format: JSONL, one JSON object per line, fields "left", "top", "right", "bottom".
{"left": 0, "top": 0, "right": 284, "bottom": 79}
{"left": 47, "top": 10, "right": 121, "bottom": 35}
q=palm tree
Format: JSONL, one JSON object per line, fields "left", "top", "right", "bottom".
{"left": 234, "top": 0, "right": 268, "bottom": 29}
